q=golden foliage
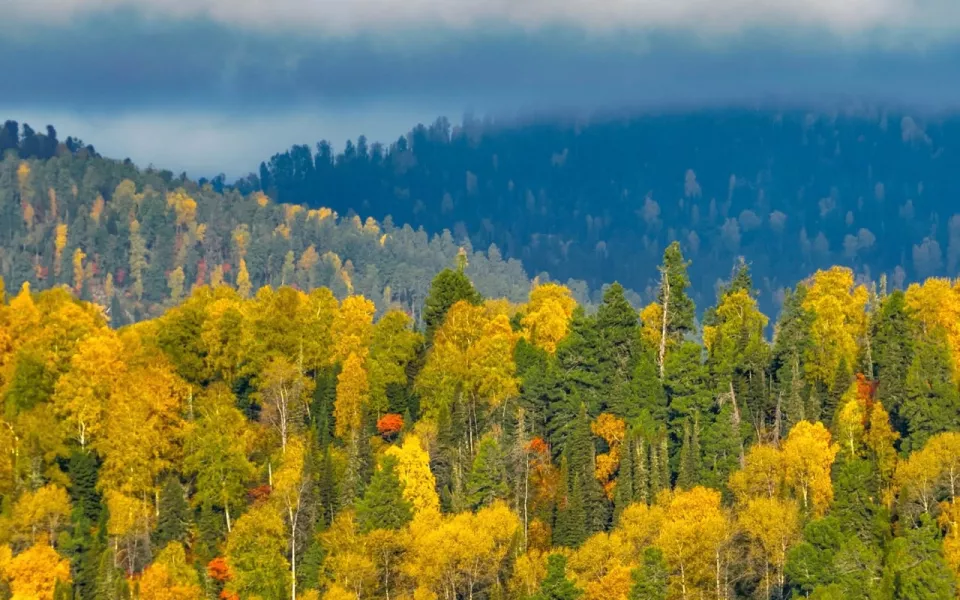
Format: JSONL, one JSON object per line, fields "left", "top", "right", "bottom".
{"left": 386, "top": 435, "right": 440, "bottom": 517}
{"left": 801, "top": 267, "right": 868, "bottom": 387}
{"left": 782, "top": 421, "right": 839, "bottom": 517}
{"left": 522, "top": 282, "right": 577, "bottom": 353}
{"left": 2, "top": 542, "right": 71, "bottom": 600}
{"left": 906, "top": 278, "right": 960, "bottom": 381}
{"left": 335, "top": 353, "right": 369, "bottom": 440}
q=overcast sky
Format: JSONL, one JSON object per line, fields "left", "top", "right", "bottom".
{"left": 4, "top": 0, "right": 960, "bottom": 178}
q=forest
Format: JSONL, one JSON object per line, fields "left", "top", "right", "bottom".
{"left": 1, "top": 237, "right": 960, "bottom": 600}
{"left": 0, "top": 116, "right": 959, "bottom": 600}
{"left": 250, "top": 109, "right": 960, "bottom": 317}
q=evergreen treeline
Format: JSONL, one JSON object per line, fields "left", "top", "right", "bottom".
{"left": 250, "top": 110, "right": 960, "bottom": 316}
{"left": 1, "top": 241, "right": 959, "bottom": 600}
{"left": 0, "top": 140, "right": 584, "bottom": 327}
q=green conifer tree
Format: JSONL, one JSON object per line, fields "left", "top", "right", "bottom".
{"left": 154, "top": 476, "right": 189, "bottom": 548}
{"left": 356, "top": 455, "right": 413, "bottom": 533}
{"left": 466, "top": 434, "right": 510, "bottom": 509}
{"left": 614, "top": 432, "right": 635, "bottom": 521}
{"left": 629, "top": 548, "right": 668, "bottom": 600}
{"left": 532, "top": 554, "right": 583, "bottom": 600}
{"left": 423, "top": 267, "right": 481, "bottom": 341}
{"left": 903, "top": 330, "right": 960, "bottom": 452}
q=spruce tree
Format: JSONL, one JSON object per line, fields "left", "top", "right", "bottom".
{"left": 356, "top": 455, "right": 413, "bottom": 533}
{"left": 553, "top": 473, "right": 588, "bottom": 548}
{"left": 658, "top": 241, "right": 695, "bottom": 339}
{"left": 629, "top": 547, "right": 668, "bottom": 600}
{"left": 903, "top": 330, "right": 960, "bottom": 452}
{"left": 596, "top": 283, "right": 640, "bottom": 416}
{"left": 613, "top": 432, "right": 635, "bottom": 522}
{"left": 634, "top": 439, "right": 649, "bottom": 504}
{"left": 466, "top": 434, "right": 509, "bottom": 509}
{"left": 154, "top": 476, "right": 189, "bottom": 548}
{"left": 423, "top": 266, "right": 481, "bottom": 341}
{"left": 68, "top": 449, "right": 101, "bottom": 524}
{"left": 881, "top": 515, "right": 956, "bottom": 599}
{"left": 871, "top": 290, "right": 915, "bottom": 435}
{"left": 533, "top": 554, "right": 583, "bottom": 600}
{"left": 677, "top": 419, "right": 695, "bottom": 490}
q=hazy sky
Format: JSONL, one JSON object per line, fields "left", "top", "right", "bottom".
{"left": 4, "top": 0, "right": 960, "bottom": 178}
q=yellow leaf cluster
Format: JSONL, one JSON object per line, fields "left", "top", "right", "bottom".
{"left": 166, "top": 189, "right": 197, "bottom": 227}
{"left": 416, "top": 301, "right": 519, "bottom": 417}
{"left": 1, "top": 542, "right": 70, "bottom": 600}
{"left": 335, "top": 353, "right": 369, "bottom": 440}
{"left": 656, "top": 486, "right": 733, "bottom": 599}
{"left": 906, "top": 278, "right": 960, "bottom": 382}
{"left": 522, "top": 283, "right": 577, "bottom": 353}
{"left": 801, "top": 267, "right": 868, "bottom": 386}
{"left": 386, "top": 435, "right": 439, "bottom": 517}
{"left": 781, "top": 421, "right": 839, "bottom": 517}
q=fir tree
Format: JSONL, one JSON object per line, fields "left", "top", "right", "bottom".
{"left": 466, "top": 434, "right": 509, "bottom": 509}
{"left": 356, "top": 455, "right": 413, "bottom": 533}
{"left": 154, "top": 476, "right": 189, "bottom": 548}
{"left": 533, "top": 554, "right": 583, "bottom": 600}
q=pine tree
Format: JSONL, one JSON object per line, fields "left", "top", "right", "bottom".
{"left": 533, "top": 554, "right": 583, "bottom": 600}
{"left": 154, "top": 476, "right": 189, "bottom": 548}
{"left": 629, "top": 547, "right": 668, "bottom": 600}
{"left": 466, "top": 434, "right": 509, "bottom": 509}
{"left": 356, "top": 455, "right": 413, "bottom": 533}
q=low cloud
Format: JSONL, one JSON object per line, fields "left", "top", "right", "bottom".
{"left": 7, "top": 0, "right": 960, "bottom": 40}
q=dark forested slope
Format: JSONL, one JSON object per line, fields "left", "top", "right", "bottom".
{"left": 253, "top": 109, "right": 960, "bottom": 314}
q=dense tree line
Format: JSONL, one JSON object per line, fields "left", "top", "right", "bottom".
{"left": 0, "top": 145, "right": 578, "bottom": 328}
{"left": 249, "top": 110, "right": 960, "bottom": 316}
{"left": 1, "top": 241, "right": 959, "bottom": 600}
{"left": 0, "top": 121, "right": 97, "bottom": 162}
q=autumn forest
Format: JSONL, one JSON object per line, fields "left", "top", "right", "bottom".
{"left": 1, "top": 120, "right": 960, "bottom": 600}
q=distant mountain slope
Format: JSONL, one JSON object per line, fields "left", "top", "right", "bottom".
{"left": 0, "top": 122, "right": 558, "bottom": 325}
{"left": 251, "top": 109, "right": 960, "bottom": 315}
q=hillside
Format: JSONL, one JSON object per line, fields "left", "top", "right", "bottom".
{"left": 1, "top": 242, "right": 959, "bottom": 599}
{"left": 253, "top": 109, "right": 960, "bottom": 315}
{"left": 1, "top": 114, "right": 960, "bottom": 600}
{"left": 0, "top": 120, "right": 558, "bottom": 326}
